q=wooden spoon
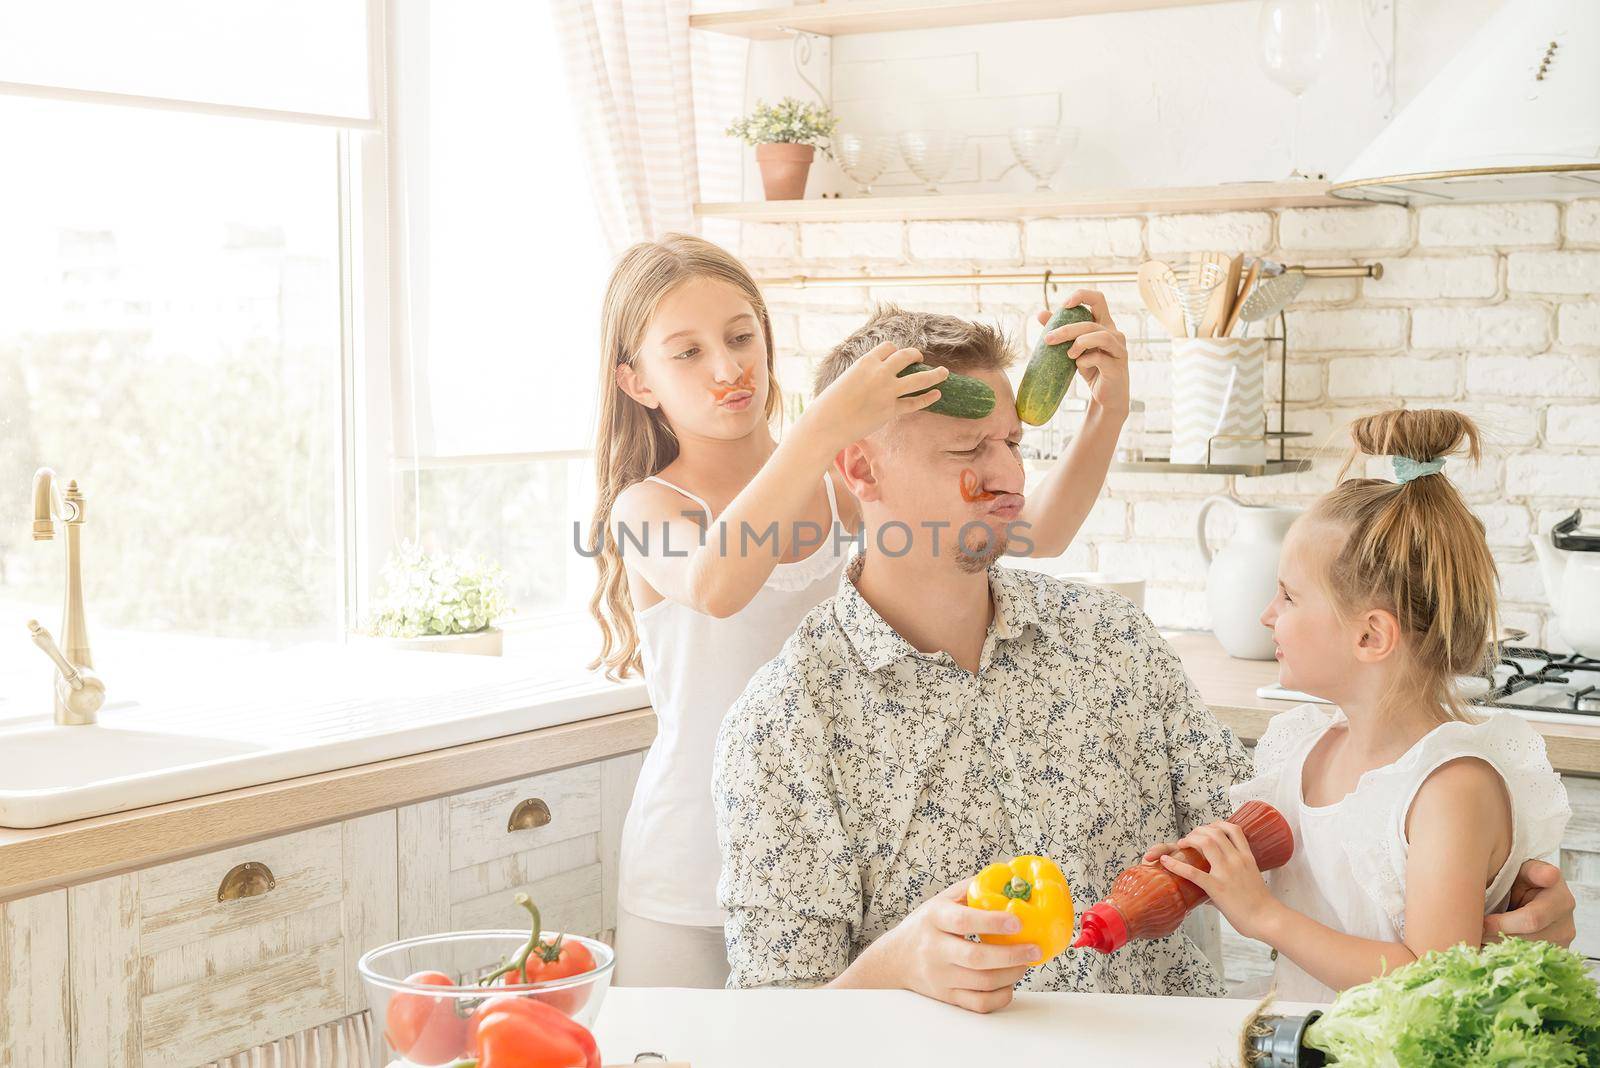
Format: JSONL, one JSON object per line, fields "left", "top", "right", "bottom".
{"left": 1220, "top": 258, "right": 1262, "bottom": 338}
{"left": 1137, "top": 260, "right": 1187, "bottom": 338}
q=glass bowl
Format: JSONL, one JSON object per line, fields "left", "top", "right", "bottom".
{"left": 896, "top": 129, "right": 967, "bottom": 193}
{"left": 1008, "top": 125, "right": 1079, "bottom": 191}
{"left": 834, "top": 131, "right": 894, "bottom": 194}
{"left": 358, "top": 930, "right": 614, "bottom": 1067}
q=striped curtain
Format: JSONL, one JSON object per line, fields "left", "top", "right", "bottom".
{"left": 549, "top": 0, "right": 747, "bottom": 253}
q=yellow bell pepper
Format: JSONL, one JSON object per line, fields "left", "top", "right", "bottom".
{"left": 966, "top": 855, "right": 1074, "bottom": 966}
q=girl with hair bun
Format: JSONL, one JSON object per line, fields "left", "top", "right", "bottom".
{"left": 1145, "top": 408, "right": 1570, "bottom": 1002}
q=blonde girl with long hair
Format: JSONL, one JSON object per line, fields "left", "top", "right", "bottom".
{"left": 588, "top": 233, "right": 1131, "bottom": 986}
{"left": 1146, "top": 409, "right": 1570, "bottom": 1003}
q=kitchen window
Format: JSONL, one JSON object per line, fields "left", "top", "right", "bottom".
{"left": 381, "top": 0, "right": 611, "bottom": 622}
{"left": 0, "top": 0, "right": 609, "bottom": 699}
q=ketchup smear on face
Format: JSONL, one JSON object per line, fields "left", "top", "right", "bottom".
{"left": 960, "top": 468, "right": 996, "bottom": 502}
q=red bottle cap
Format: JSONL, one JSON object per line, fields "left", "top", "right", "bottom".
{"left": 1070, "top": 902, "right": 1129, "bottom": 954}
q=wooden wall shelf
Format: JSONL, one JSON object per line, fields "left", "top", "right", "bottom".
{"left": 690, "top": 0, "right": 1227, "bottom": 40}
{"left": 695, "top": 181, "right": 1341, "bottom": 223}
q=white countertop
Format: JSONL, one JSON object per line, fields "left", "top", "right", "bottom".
{"left": 0, "top": 618, "right": 647, "bottom": 827}
{"left": 591, "top": 988, "right": 1327, "bottom": 1067}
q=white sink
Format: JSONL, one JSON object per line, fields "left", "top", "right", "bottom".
{"left": 0, "top": 641, "right": 647, "bottom": 828}
{"left": 2, "top": 724, "right": 267, "bottom": 789}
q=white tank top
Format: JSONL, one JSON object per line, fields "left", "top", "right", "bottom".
{"left": 1230, "top": 704, "right": 1570, "bottom": 1003}
{"left": 619, "top": 472, "right": 851, "bottom": 926}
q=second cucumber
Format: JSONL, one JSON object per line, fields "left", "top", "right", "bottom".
{"left": 1016, "top": 304, "right": 1094, "bottom": 426}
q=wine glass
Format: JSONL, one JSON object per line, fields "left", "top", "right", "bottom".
{"left": 1257, "top": 0, "right": 1333, "bottom": 180}
{"left": 1009, "top": 126, "right": 1079, "bottom": 191}
{"left": 897, "top": 130, "right": 967, "bottom": 194}
{"left": 834, "top": 132, "right": 894, "bottom": 195}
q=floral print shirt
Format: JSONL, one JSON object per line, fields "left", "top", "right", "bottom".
{"left": 712, "top": 554, "right": 1252, "bottom": 996}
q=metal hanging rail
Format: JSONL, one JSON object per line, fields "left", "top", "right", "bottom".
{"left": 755, "top": 262, "right": 1382, "bottom": 291}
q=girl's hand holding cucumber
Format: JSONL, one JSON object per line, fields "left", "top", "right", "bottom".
{"left": 1031, "top": 289, "right": 1129, "bottom": 422}
{"left": 1010, "top": 289, "right": 1129, "bottom": 558}
{"left": 796, "top": 341, "right": 952, "bottom": 451}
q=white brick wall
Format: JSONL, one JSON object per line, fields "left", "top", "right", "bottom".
{"left": 1327, "top": 355, "right": 1458, "bottom": 399}
{"left": 1417, "top": 202, "right": 1561, "bottom": 249}
{"left": 1507, "top": 250, "right": 1600, "bottom": 296}
{"left": 1363, "top": 256, "right": 1498, "bottom": 300}
{"left": 1025, "top": 217, "right": 1143, "bottom": 260}
{"left": 1568, "top": 200, "right": 1600, "bottom": 246}
{"left": 1147, "top": 212, "right": 1272, "bottom": 256}
{"left": 1287, "top": 307, "right": 1407, "bottom": 351}
{"left": 907, "top": 221, "right": 1020, "bottom": 262}
{"left": 800, "top": 222, "right": 903, "bottom": 261}
{"left": 749, "top": 196, "right": 1600, "bottom": 642}
{"left": 1412, "top": 303, "right": 1550, "bottom": 350}
{"left": 1278, "top": 205, "right": 1410, "bottom": 252}
{"left": 1560, "top": 303, "right": 1600, "bottom": 346}
{"left": 1547, "top": 404, "right": 1600, "bottom": 448}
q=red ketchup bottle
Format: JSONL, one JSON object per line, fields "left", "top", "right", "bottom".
{"left": 1072, "top": 800, "right": 1294, "bottom": 954}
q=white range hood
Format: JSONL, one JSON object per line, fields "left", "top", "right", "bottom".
{"left": 1331, "top": 0, "right": 1600, "bottom": 204}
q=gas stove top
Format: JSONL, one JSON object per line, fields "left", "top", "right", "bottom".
{"left": 1473, "top": 646, "right": 1600, "bottom": 722}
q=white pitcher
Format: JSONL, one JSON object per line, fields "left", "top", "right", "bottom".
{"left": 1196, "top": 495, "right": 1302, "bottom": 660}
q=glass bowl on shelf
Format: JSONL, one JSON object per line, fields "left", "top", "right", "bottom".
{"left": 1008, "top": 125, "right": 1079, "bottom": 191}
{"left": 897, "top": 129, "right": 967, "bottom": 193}
{"left": 834, "top": 131, "right": 895, "bottom": 195}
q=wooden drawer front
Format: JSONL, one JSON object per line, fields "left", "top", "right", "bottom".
{"left": 402, "top": 761, "right": 612, "bottom": 941}
{"left": 0, "top": 890, "right": 70, "bottom": 1067}
{"left": 71, "top": 814, "right": 396, "bottom": 1068}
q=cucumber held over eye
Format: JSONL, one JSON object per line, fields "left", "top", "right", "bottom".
{"left": 896, "top": 362, "right": 995, "bottom": 419}
{"left": 1016, "top": 304, "right": 1095, "bottom": 426}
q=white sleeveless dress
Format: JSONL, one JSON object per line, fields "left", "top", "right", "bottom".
{"left": 620, "top": 471, "right": 851, "bottom": 927}
{"left": 1229, "top": 704, "right": 1570, "bottom": 1004}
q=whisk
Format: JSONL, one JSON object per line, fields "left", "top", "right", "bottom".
{"left": 1163, "top": 260, "right": 1227, "bottom": 339}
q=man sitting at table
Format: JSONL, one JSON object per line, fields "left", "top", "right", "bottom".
{"left": 711, "top": 301, "right": 1575, "bottom": 1011}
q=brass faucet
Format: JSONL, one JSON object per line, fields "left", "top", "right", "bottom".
{"left": 30, "top": 468, "right": 104, "bottom": 725}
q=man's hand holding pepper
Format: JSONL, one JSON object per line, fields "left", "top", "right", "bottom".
{"left": 826, "top": 879, "right": 1037, "bottom": 1013}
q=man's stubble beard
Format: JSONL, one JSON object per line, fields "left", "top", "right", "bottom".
{"left": 954, "top": 525, "right": 1008, "bottom": 574}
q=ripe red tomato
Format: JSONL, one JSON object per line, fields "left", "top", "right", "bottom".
{"left": 384, "top": 970, "right": 469, "bottom": 1065}
{"left": 516, "top": 936, "right": 596, "bottom": 1017}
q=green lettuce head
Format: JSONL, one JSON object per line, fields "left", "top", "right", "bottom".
{"left": 1305, "top": 938, "right": 1600, "bottom": 1067}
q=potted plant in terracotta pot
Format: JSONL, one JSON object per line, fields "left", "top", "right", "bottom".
{"left": 361, "top": 542, "right": 510, "bottom": 655}
{"left": 727, "top": 97, "right": 837, "bottom": 201}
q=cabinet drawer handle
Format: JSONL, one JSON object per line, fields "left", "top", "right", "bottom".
{"left": 508, "top": 797, "right": 552, "bottom": 832}
{"left": 217, "top": 861, "right": 277, "bottom": 902}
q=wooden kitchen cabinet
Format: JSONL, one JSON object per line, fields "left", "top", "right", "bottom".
{"left": 67, "top": 812, "right": 397, "bottom": 1068}
{"left": 3, "top": 742, "right": 647, "bottom": 1066}
{"left": 398, "top": 751, "right": 644, "bottom": 945}
{"left": 0, "top": 889, "right": 70, "bottom": 1067}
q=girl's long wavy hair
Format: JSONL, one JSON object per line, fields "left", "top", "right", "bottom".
{"left": 586, "top": 233, "right": 782, "bottom": 680}
{"left": 1313, "top": 408, "right": 1499, "bottom": 722}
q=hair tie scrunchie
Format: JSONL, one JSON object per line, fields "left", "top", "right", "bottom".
{"left": 1392, "top": 455, "right": 1445, "bottom": 484}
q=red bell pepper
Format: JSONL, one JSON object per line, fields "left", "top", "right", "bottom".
{"left": 459, "top": 995, "right": 601, "bottom": 1068}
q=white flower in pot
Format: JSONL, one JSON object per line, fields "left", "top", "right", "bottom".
{"left": 726, "top": 97, "right": 838, "bottom": 201}
{"left": 362, "top": 542, "right": 510, "bottom": 655}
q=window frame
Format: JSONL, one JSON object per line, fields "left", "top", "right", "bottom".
{"left": 3, "top": 0, "right": 601, "bottom": 642}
